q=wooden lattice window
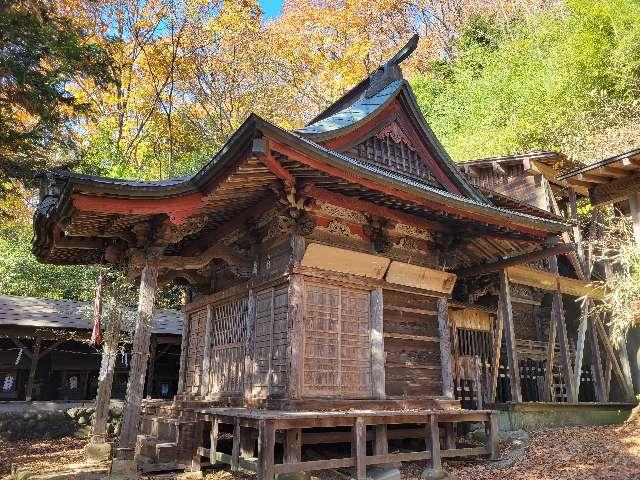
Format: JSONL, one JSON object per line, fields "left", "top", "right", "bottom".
{"left": 303, "top": 283, "right": 372, "bottom": 398}
{"left": 209, "top": 297, "right": 248, "bottom": 395}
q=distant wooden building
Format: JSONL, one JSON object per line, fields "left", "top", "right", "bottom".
{"left": 29, "top": 36, "right": 632, "bottom": 478}
{"left": 0, "top": 295, "right": 182, "bottom": 401}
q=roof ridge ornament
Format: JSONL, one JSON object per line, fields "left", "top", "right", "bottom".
{"left": 365, "top": 34, "right": 419, "bottom": 98}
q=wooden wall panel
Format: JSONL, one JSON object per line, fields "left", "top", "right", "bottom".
{"left": 184, "top": 308, "right": 207, "bottom": 395}
{"left": 383, "top": 290, "right": 442, "bottom": 397}
{"left": 513, "top": 303, "right": 538, "bottom": 341}
{"left": 302, "top": 282, "right": 372, "bottom": 398}
{"left": 252, "top": 284, "right": 289, "bottom": 398}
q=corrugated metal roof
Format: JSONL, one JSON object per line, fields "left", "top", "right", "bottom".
{"left": 0, "top": 295, "right": 182, "bottom": 336}
{"left": 296, "top": 80, "right": 403, "bottom": 135}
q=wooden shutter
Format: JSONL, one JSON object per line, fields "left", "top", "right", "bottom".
{"left": 303, "top": 282, "right": 372, "bottom": 398}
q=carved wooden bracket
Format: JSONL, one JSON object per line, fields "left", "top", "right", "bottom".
{"left": 363, "top": 217, "right": 393, "bottom": 253}
{"left": 375, "top": 121, "right": 415, "bottom": 151}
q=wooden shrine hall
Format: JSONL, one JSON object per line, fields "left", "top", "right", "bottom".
{"left": 31, "top": 36, "right": 632, "bottom": 478}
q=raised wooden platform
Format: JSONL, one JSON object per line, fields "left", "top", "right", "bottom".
{"left": 192, "top": 407, "right": 499, "bottom": 480}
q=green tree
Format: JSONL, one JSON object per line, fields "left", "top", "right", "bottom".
{"left": 412, "top": 0, "right": 640, "bottom": 164}
{"left": 0, "top": 0, "right": 113, "bottom": 198}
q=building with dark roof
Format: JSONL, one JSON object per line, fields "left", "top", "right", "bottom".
{"left": 0, "top": 295, "right": 182, "bottom": 401}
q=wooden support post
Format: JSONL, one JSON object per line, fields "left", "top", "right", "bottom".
{"left": 589, "top": 315, "right": 606, "bottom": 402}
{"left": 489, "top": 310, "right": 504, "bottom": 403}
{"left": 177, "top": 299, "right": 191, "bottom": 395}
{"left": 499, "top": 271, "right": 522, "bottom": 403}
{"left": 543, "top": 300, "right": 557, "bottom": 402}
{"left": 284, "top": 428, "right": 303, "bottom": 465}
{"left": 25, "top": 336, "right": 41, "bottom": 401}
{"left": 353, "top": 417, "right": 367, "bottom": 480}
{"left": 258, "top": 419, "right": 275, "bottom": 480}
{"left": 628, "top": 192, "right": 640, "bottom": 246}
{"left": 548, "top": 255, "right": 576, "bottom": 403}
{"left": 572, "top": 298, "right": 589, "bottom": 398}
{"left": 437, "top": 298, "right": 454, "bottom": 399}
{"left": 485, "top": 413, "right": 499, "bottom": 461}
{"left": 374, "top": 424, "right": 388, "bottom": 455}
{"left": 444, "top": 423, "right": 456, "bottom": 450}
{"left": 117, "top": 259, "right": 160, "bottom": 458}
{"left": 371, "top": 288, "right": 386, "bottom": 400}
{"left": 200, "top": 305, "right": 213, "bottom": 398}
{"left": 209, "top": 417, "right": 219, "bottom": 465}
{"left": 145, "top": 336, "right": 157, "bottom": 398}
{"left": 594, "top": 313, "right": 635, "bottom": 401}
{"left": 92, "top": 304, "right": 124, "bottom": 443}
{"left": 232, "top": 418, "right": 241, "bottom": 471}
{"left": 244, "top": 289, "right": 257, "bottom": 400}
{"left": 241, "top": 427, "right": 256, "bottom": 459}
{"left": 426, "top": 415, "right": 442, "bottom": 471}
{"left": 191, "top": 420, "right": 204, "bottom": 472}
{"left": 288, "top": 275, "right": 304, "bottom": 400}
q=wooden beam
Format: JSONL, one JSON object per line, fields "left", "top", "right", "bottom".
{"left": 499, "top": 271, "right": 522, "bottom": 402}
{"left": 505, "top": 265, "right": 604, "bottom": 300}
{"left": 231, "top": 419, "right": 241, "bottom": 471}
{"left": 72, "top": 192, "right": 203, "bottom": 225}
{"left": 426, "top": 415, "right": 442, "bottom": 471}
{"left": 303, "top": 184, "right": 450, "bottom": 233}
{"left": 260, "top": 152, "right": 296, "bottom": 185}
{"left": 117, "top": 259, "right": 160, "bottom": 459}
{"left": 590, "top": 174, "right": 640, "bottom": 206}
{"left": 594, "top": 313, "right": 634, "bottom": 401}
{"left": 437, "top": 298, "right": 454, "bottom": 399}
{"left": 455, "top": 243, "right": 575, "bottom": 278}
{"left": 548, "top": 255, "right": 577, "bottom": 403}
{"left": 543, "top": 298, "right": 557, "bottom": 402}
{"left": 155, "top": 244, "right": 249, "bottom": 271}
{"left": 588, "top": 313, "right": 606, "bottom": 402}
{"left": 370, "top": 288, "right": 386, "bottom": 400}
{"left": 209, "top": 417, "right": 219, "bottom": 465}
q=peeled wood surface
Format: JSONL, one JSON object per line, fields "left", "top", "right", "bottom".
{"left": 301, "top": 243, "right": 390, "bottom": 279}
{"left": 385, "top": 261, "right": 456, "bottom": 294}
{"left": 506, "top": 265, "right": 604, "bottom": 300}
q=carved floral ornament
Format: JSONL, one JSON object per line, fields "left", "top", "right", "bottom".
{"left": 375, "top": 121, "right": 416, "bottom": 151}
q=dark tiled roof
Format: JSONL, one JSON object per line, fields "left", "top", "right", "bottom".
{"left": 0, "top": 295, "right": 182, "bottom": 336}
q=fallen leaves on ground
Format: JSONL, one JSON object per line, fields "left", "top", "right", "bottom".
{"left": 0, "top": 437, "right": 85, "bottom": 479}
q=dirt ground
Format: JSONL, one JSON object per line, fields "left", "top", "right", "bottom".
{"left": 2, "top": 420, "right": 639, "bottom": 480}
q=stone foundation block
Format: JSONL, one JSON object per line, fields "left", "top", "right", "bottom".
{"left": 84, "top": 442, "right": 113, "bottom": 463}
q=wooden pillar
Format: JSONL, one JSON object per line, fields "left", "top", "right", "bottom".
{"left": 177, "top": 304, "right": 191, "bottom": 395}
{"left": 231, "top": 419, "right": 241, "bottom": 471}
{"left": 191, "top": 420, "right": 204, "bottom": 472}
{"left": 628, "top": 192, "right": 640, "bottom": 246}
{"left": 543, "top": 301, "right": 557, "bottom": 402}
{"left": 374, "top": 424, "right": 388, "bottom": 455}
{"left": 209, "top": 417, "right": 219, "bottom": 465}
{"left": 353, "top": 417, "right": 366, "bottom": 480}
{"left": 288, "top": 275, "right": 304, "bottom": 400}
{"left": 145, "top": 336, "right": 157, "bottom": 398}
{"left": 485, "top": 413, "right": 499, "bottom": 461}
{"left": 284, "top": 428, "right": 303, "bottom": 465}
{"left": 489, "top": 310, "right": 504, "bottom": 403}
{"left": 425, "top": 415, "right": 442, "bottom": 471}
{"left": 444, "top": 423, "right": 456, "bottom": 450}
{"left": 92, "top": 304, "right": 124, "bottom": 443}
{"left": 200, "top": 305, "right": 213, "bottom": 398}
{"left": 258, "top": 419, "right": 275, "bottom": 480}
{"left": 244, "top": 289, "right": 257, "bottom": 400}
{"left": 499, "top": 271, "right": 522, "bottom": 403}
{"left": 437, "top": 298, "right": 454, "bottom": 399}
{"left": 548, "top": 255, "right": 576, "bottom": 403}
{"left": 25, "top": 336, "right": 41, "bottom": 401}
{"left": 588, "top": 314, "right": 606, "bottom": 402}
{"left": 371, "top": 288, "right": 385, "bottom": 399}
{"left": 117, "top": 259, "right": 160, "bottom": 458}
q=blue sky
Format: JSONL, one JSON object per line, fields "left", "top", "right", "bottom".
{"left": 260, "top": 0, "right": 283, "bottom": 19}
